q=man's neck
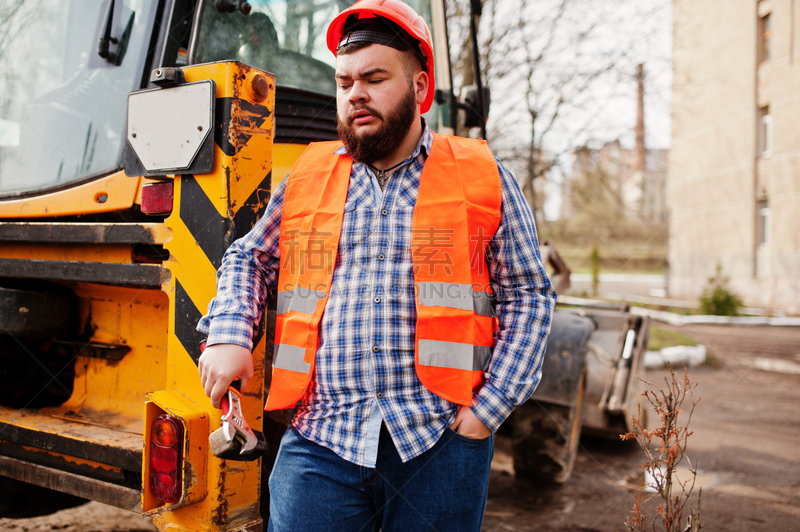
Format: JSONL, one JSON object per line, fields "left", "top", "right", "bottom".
{"left": 370, "top": 117, "right": 424, "bottom": 172}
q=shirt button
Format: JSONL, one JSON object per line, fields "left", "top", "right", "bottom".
{"left": 376, "top": 392, "right": 383, "bottom": 399}
{"left": 382, "top": 209, "right": 388, "bottom": 216}
{"left": 379, "top": 254, "right": 385, "bottom": 260}
{"left": 372, "top": 345, "right": 379, "bottom": 352}
{"left": 374, "top": 297, "right": 381, "bottom": 303}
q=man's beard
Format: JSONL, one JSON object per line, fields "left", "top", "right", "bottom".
{"left": 337, "top": 85, "right": 417, "bottom": 165}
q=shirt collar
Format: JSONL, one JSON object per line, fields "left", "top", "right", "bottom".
{"left": 334, "top": 118, "right": 432, "bottom": 161}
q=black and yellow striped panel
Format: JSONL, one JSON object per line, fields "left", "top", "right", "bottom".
{"left": 155, "top": 61, "right": 274, "bottom": 530}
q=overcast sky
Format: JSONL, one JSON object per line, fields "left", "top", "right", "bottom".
{"left": 551, "top": 0, "right": 673, "bottom": 219}
{"left": 474, "top": 0, "right": 673, "bottom": 218}
{"left": 584, "top": 0, "right": 672, "bottom": 150}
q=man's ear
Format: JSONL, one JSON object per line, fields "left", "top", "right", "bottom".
{"left": 414, "top": 70, "right": 430, "bottom": 106}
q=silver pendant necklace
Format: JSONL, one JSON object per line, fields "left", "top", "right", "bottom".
{"left": 369, "top": 160, "right": 405, "bottom": 189}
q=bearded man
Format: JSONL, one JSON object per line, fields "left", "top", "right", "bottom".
{"left": 197, "top": 1, "right": 555, "bottom": 530}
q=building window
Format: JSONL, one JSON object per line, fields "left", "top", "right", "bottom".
{"left": 758, "top": 199, "right": 771, "bottom": 247}
{"left": 760, "top": 14, "right": 771, "bottom": 62}
{"left": 759, "top": 106, "right": 772, "bottom": 157}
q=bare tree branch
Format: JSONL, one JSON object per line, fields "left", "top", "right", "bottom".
{"left": 447, "top": 0, "right": 669, "bottom": 223}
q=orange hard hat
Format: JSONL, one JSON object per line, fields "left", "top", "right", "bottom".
{"left": 327, "top": 0, "right": 436, "bottom": 113}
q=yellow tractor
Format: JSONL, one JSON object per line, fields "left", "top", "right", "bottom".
{"left": 0, "top": 0, "right": 647, "bottom": 529}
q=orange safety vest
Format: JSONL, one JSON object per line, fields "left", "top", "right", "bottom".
{"left": 264, "top": 133, "right": 502, "bottom": 410}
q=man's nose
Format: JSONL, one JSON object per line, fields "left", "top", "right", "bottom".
{"left": 349, "top": 80, "right": 369, "bottom": 103}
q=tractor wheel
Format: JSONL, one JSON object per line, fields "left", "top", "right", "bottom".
{"left": 512, "top": 370, "right": 586, "bottom": 485}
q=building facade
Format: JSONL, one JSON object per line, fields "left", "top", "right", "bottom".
{"left": 670, "top": 0, "right": 800, "bottom": 313}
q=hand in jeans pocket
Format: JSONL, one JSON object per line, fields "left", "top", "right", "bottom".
{"left": 449, "top": 405, "right": 492, "bottom": 440}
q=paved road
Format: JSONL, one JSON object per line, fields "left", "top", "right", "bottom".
{"left": 568, "top": 272, "right": 668, "bottom": 300}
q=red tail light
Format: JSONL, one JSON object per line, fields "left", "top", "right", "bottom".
{"left": 141, "top": 182, "right": 174, "bottom": 215}
{"left": 150, "top": 414, "right": 183, "bottom": 503}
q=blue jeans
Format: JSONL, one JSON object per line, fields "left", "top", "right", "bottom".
{"left": 267, "top": 425, "right": 494, "bottom": 532}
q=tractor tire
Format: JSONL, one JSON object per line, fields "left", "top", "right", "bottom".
{"left": 512, "top": 370, "right": 586, "bottom": 485}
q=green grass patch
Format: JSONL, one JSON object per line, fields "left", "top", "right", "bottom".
{"left": 647, "top": 327, "right": 698, "bottom": 351}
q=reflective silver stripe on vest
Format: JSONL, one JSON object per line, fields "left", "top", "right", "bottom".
{"left": 418, "top": 339, "right": 492, "bottom": 371}
{"left": 276, "top": 287, "right": 326, "bottom": 315}
{"left": 418, "top": 282, "right": 495, "bottom": 317}
{"left": 273, "top": 344, "right": 311, "bottom": 373}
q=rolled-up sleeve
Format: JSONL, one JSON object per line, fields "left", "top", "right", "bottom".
{"left": 471, "top": 158, "right": 556, "bottom": 432}
{"left": 196, "top": 178, "right": 286, "bottom": 350}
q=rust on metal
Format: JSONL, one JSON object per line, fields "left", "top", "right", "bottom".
{"left": 226, "top": 99, "right": 273, "bottom": 153}
{"left": 208, "top": 462, "right": 261, "bottom": 529}
{"left": 0, "top": 258, "right": 166, "bottom": 286}
{"left": 0, "top": 455, "right": 141, "bottom": 512}
{"left": 0, "top": 222, "right": 170, "bottom": 245}
{"left": 0, "top": 407, "right": 142, "bottom": 471}
{"left": 0, "top": 441, "right": 137, "bottom": 488}
{"left": 252, "top": 75, "right": 270, "bottom": 102}
{"left": 211, "top": 463, "right": 230, "bottom": 527}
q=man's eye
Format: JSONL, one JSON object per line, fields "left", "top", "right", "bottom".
{"left": 369, "top": 79, "right": 383, "bottom": 84}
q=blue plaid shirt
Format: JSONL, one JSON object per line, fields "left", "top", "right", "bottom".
{"left": 199, "top": 122, "right": 555, "bottom": 466}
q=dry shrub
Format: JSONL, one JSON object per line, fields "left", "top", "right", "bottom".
{"left": 621, "top": 365, "right": 702, "bottom": 532}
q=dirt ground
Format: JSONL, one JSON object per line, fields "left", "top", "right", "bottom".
{"left": 484, "top": 323, "right": 800, "bottom": 532}
{"left": 2, "top": 323, "right": 799, "bottom": 531}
